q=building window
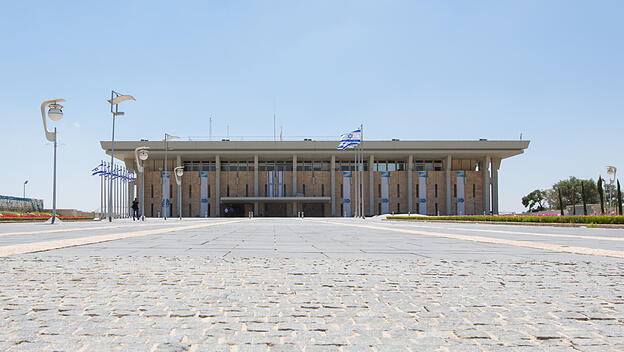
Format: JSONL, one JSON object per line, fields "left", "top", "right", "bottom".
{"left": 265, "top": 184, "right": 267, "bottom": 196}
{"left": 208, "top": 204, "right": 210, "bottom": 217}
{"left": 151, "top": 185, "right": 153, "bottom": 198}
{"left": 283, "top": 184, "right": 286, "bottom": 196}
{"left": 454, "top": 184, "right": 457, "bottom": 198}
{"left": 303, "top": 184, "right": 306, "bottom": 196}
{"left": 321, "top": 184, "right": 325, "bottom": 197}
{"left": 434, "top": 184, "right": 438, "bottom": 198}
{"left": 397, "top": 184, "right": 400, "bottom": 198}
{"left": 473, "top": 184, "right": 476, "bottom": 198}
{"left": 170, "top": 184, "right": 172, "bottom": 198}
{"left": 208, "top": 185, "right": 211, "bottom": 198}
{"left": 341, "top": 204, "right": 344, "bottom": 216}
{"left": 416, "top": 184, "right": 419, "bottom": 198}
{"left": 378, "top": 184, "right": 381, "bottom": 198}
{"left": 340, "top": 185, "right": 343, "bottom": 198}
{"left": 227, "top": 185, "right": 230, "bottom": 197}
{"left": 378, "top": 203, "right": 382, "bottom": 215}
{"left": 435, "top": 203, "right": 438, "bottom": 215}
{"left": 397, "top": 203, "right": 400, "bottom": 213}
{"left": 150, "top": 203, "right": 153, "bottom": 217}
{"left": 246, "top": 184, "right": 249, "bottom": 197}
{"left": 188, "top": 204, "right": 191, "bottom": 217}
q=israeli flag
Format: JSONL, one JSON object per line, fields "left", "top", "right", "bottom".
{"left": 91, "top": 163, "right": 104, "bottom": 176}
{"left": 337, "top": 129, "right": 361, "bottom": 150}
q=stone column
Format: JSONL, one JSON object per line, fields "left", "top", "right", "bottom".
{"left": 293, "top": 154, "right": 297, "bottom": 216}
{"left": 254, "top": 155, "right": 258, "bottom": 216}
{"left": 215, "top": 155, "right": 220, "bottom": 217}
{"left": 369, "top": 155, "right": 375, "bottom": 216}
{"left": 491, "top": 157, "right": 501, "bottom": 215}
{"left": 177, "top": 156, "right": 182, "bottom": 217}
{"left": 330, "top": 155, "right": 335, "bottom": 216}
{"left": 483, "top": 156, "right": 491, "bottom": 215}
{"left": 445, "top": 155, "right": 452, "bottom": 216}
{"left": 407, "top": 155, "right": 413, "bottom": 213}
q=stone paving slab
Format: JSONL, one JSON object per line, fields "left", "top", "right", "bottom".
{"left": 1, "top": 256, "right": 623, "bottom": 351}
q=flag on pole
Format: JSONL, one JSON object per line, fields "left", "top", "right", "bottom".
{"left": 337, "top": 129, "right": 362, "bottom": 150}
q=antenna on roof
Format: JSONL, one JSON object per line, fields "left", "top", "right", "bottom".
{"left": 209, "top": 116, "right": 212, "bottom": 141}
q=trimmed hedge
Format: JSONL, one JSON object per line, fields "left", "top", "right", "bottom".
{"left": 386, "top": 215, "right": 624, "bottom": 225}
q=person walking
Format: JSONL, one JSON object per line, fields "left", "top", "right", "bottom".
{"left": 132, "top": 198, "right": 140, "bottom": 221}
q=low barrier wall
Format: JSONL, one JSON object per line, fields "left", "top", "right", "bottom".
{"left": 0, "top": 195, "right": 44, "bottom": 212}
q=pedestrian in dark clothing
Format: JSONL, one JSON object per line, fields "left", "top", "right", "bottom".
{"left": 132, "top": 198, "right": 140, "bottom": 220}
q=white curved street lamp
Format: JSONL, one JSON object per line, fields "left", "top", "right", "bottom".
{"left": 135, "top": 146, "right": 150, "bottom": 221}
{"left": 607, "top": 166, "right": 617, "bottom": 214}
{"left": 23, "top": 180, "right": 28, "bottom": 198}
{"left": 174, "top": 166, "right": 184, "bottom": 220}
{"left": 107, "top": 90, "right": 135, "bottom": 222}
{"left": 41, "top": 98, "right": 66, "bottom": 224}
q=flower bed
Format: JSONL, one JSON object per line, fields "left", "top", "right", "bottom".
{"left": 386, "top": 215, "right": 624, "bottom": 225}
{"left": 0, "top": 212, "right": 93, "bottom": 222}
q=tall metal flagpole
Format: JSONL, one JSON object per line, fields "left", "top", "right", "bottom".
{"left": 354, "top": 144, "right": 357, "bottom": 218}
{"left": 360, "top": 124, "right": 364, "bottom": 218}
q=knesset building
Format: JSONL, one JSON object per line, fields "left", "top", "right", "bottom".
{"left": 101, "top": 139, "right": 529, "bottom": 217}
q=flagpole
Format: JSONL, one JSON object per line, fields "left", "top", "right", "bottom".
{"left": 354, "top": 145, "right": 357, "bottom": 218}
{"left": 360, "top": 123, "right": 364, "bottom": 218}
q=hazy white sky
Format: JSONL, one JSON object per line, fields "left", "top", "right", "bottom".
{"left": 1, "top": 1, "right": 622, "bottom": 212}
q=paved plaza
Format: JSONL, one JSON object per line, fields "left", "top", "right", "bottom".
{"left": 0, "top": 218, "right": 623, "bottom": 351}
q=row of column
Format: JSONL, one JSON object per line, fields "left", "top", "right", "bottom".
{"left": 163, "top": 154, "right": 501, "bottom": 217}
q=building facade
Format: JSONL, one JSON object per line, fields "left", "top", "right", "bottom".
{"left": 101, "top": 140, "right": 529, "bottom": 217}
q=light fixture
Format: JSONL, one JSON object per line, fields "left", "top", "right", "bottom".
{"left": 47, "top": 104, "right": 64, "bottom": 121}
{"left": 139, "top": 150, "right": 149, "bottom": 161}
{"left": 175, "top": 167, "right": 184, "bottom": 178}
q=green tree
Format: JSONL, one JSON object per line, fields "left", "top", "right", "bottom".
{"left": 597, "top": 176, "right": 605, "bottom": 214}
{"left": 581, "top": 182, "right": 587, "bottom": 215}
{"left": 545, "top": 177, "right": 599, "bottom": 208}
{"left": 521, "top": 190, "right": 546, "bottom": 212}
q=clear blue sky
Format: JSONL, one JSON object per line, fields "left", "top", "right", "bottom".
{"left": 1, "top": 1, "right": 622, "bottom": 213}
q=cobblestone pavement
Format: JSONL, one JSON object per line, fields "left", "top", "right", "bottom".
{"left": 1, "top": 219, "right": 623, "bottom": 351}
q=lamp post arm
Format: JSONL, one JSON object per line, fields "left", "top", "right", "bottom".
{"left": 134, "top": 147, "right": 150, "bottom": 172}
{"left": 41, "top": 99, "right": 65, "bottom": 142}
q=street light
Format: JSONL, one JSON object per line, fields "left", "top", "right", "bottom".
{"left": 107, "top": 90, "right": 135, "bottom": 222}
{"left": 162, "top": 133, "right": 180, "bottom": 220}
{"left": 41, "top": 99, "right": 66, "bottom": 224}
{"left": 23, "top": 180, "right": 28, "bottom": 198}
{"left": 607, "top": 166, "right": 617, "bottom": 214}
{"left": 174, "top": 166, "right": 184, "bottom": 220}
{"left": 135, "top": 146, "right": 150, "bottom": 221}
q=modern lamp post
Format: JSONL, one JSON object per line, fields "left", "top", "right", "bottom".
{"left": 41, "top": 99, "right": 65, "bottom": 224}
{"left": 162, "top": 133, "right": 180, "bottom": 220}
{"left": 135, "top": 147, "right": 150, "bottom": 221}
{"left": 23, "top": 180, "right": 28, "bottom": 198}
{"left": 107, "top": 91, "right": 135, "bottom": 222}
{"left": 174, "top": 166, "right": 184, "bottom": 220}
{"left": 607, "top": 166, "right": 617, "bottom": 215}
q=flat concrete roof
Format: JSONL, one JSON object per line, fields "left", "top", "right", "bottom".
{"left": 101, "top": 139, "right": 530, "bottom": 162}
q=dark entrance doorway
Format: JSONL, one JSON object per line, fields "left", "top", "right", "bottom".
{"left": 221, "top": 203, "right": 252, "bottom": 217}
{"left": 302, "top": 203, "right": 324, "bottom": 217}
{"left": 263, "top": 203, "right": 287, "bottom": 217}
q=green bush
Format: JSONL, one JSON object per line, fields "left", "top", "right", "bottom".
{"left": 386, "top": 215, "right": 624, "bottom": 225}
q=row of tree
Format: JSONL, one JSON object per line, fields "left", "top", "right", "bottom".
{"left": 522, "top": 176, "right": 623, "bottom": 215}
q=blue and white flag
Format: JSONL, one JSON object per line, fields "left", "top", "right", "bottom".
{"left": 91, "top": 163, "right": 104, "bottom": 176}
{"left": 337, "top": 129, "right": 361, "bottom": 150}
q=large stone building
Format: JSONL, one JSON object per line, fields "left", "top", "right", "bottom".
{"left": 101, "top": 139, "right": 529, "bottom": 217}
